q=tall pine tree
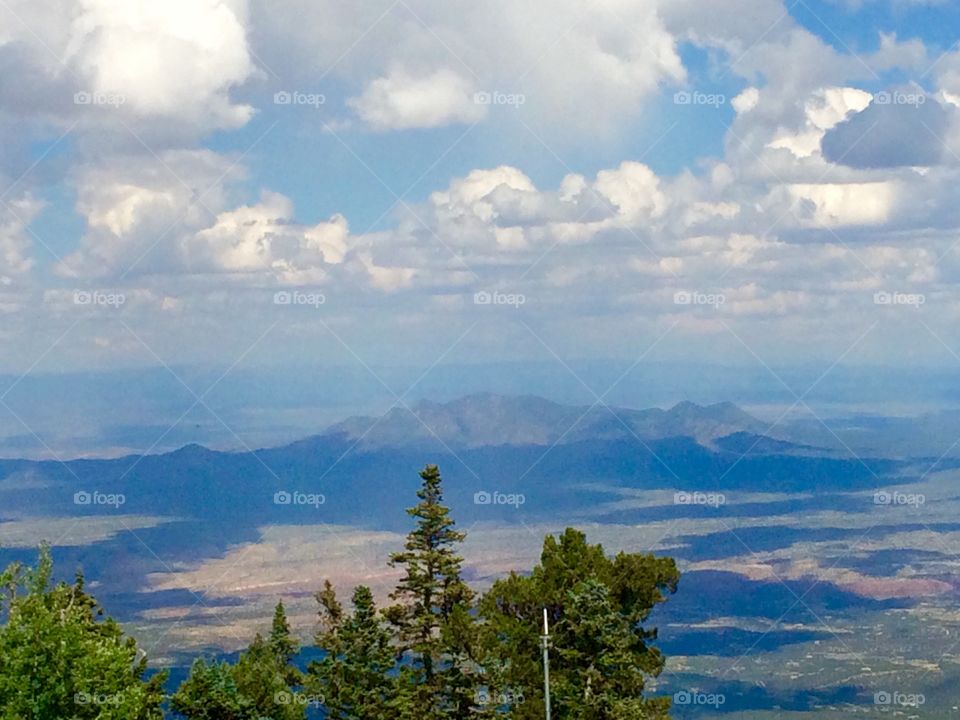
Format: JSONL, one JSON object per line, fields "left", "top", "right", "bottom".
{"left": 269, "top": 600, "right": 301, "bottom": 685}
{"left": 384, "top": 464, "right": 483, "bottom": 719}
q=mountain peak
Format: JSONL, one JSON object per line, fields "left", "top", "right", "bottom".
{"left": 324, "top": 394, "right": 766, "bottom": 451}
{"left": 669, "top": 400, "right": 704, "bottom": 413}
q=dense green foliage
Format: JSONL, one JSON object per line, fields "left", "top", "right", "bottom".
{"left": 309, "top": 583, "right": 397, "bottom": 719}
{"left": 169, "top": 659, "right": 255, "bottom": 720}
{"left": 0, "top": 465, "right": 679, "bottom": 719}
{"left": 479, "top": 529, "right": 680, "bottom": 720}
{"left": 171, "top": 601, "right": 305, "bottom": 720}
{"left": 0, "top": 546, "right": 166, "bottom": 720}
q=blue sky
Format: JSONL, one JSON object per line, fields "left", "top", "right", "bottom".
{"left": 1, "top": 0, "right": 960, "bottom": 388}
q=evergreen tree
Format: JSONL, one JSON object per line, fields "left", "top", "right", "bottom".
{"left": 0, "top": 546, "right": 166, "bottom": 720}
{"left": 269, "top": 600, "right": 301, "bottom": 684}
{"left": 171, "top": 601, "right": 305, "bottom": 720}
{"left": 234, "top": 632, "right": 305, "bottom": 720}
{"left": 478, "top": 528, "right": 679, "bottom": 720}
{"left": 309, "top": 583, "right": 396, "bottom": 719}
{"left": 384, "top": 464, "right": 483, "bottom": 719}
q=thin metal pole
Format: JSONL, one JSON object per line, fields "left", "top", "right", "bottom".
{"left": 542, "top": 608, "right": 552, "bottom": 720}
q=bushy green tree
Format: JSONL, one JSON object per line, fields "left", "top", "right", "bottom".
{"left": 235, "top": 633, "right": 305, "bottom": 720}
{"left": 0, "top": 546, "right": 166, "bottom": 720}
{"left": 309, "top": 582, "right": 396, "bottom": 719}
{"left": 170, "top": 659, "right": 255, "bottom": 720}
{"left": 478, "top": 528, "right": 680, "bottom": 720}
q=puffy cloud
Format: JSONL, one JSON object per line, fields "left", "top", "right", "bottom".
{"left": 423, "top": 167, "right": 558, "bottom": 255}
{"left": 781, "top": 182, "right": 897, "bottom": 227}
{"left": 357, "top": 251, "right": 415, "bottom": 291}
{"left": 414, "top": 163, "right": 672, "bottom": 265}
{"left": 252, "top": 0, "right": 685, "bottom": 136}
{"left": 431, "top": 166, "right": 536, "bottom": 222}
{"left": 0, "top": 0, "right": 255, "bottom": 136}
{"left": 767, "top": 87, "right": 872, "bottom": 159}
{"left": 185, "top": 192, "right": 349, "bottom": 280}
{"left": 56, "top": 150, "right": 238, "bottom": 278}
{"left": 731, "top": 87, "right": 761, "bottom": 115}
{"left": 821, "top": 90, "right": 953, "bottom": 168}
{"left": 594, "top": 162, "right": 669, "bottom": 222}
{"left": 66, "top": 0, "right": 255, "bottom": 128}
{"left": 58, "top": 151, "right": 348, "bottom": 283}
{"left": 348, "top": 68, "right": 484, "bottom": 131}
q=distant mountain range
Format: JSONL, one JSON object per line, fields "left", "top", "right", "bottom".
{"left": 323, "top": 393, "right": 776, "bottom": 450}
{"left": 0, "top": 393, "right": 903, "bottom": 548}
{"left": 0, "top": 393, "right": 890, "bottom": 522}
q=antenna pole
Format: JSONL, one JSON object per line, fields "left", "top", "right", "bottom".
{"left": 542, "top": 608, "right": 552, "bottom": 720}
